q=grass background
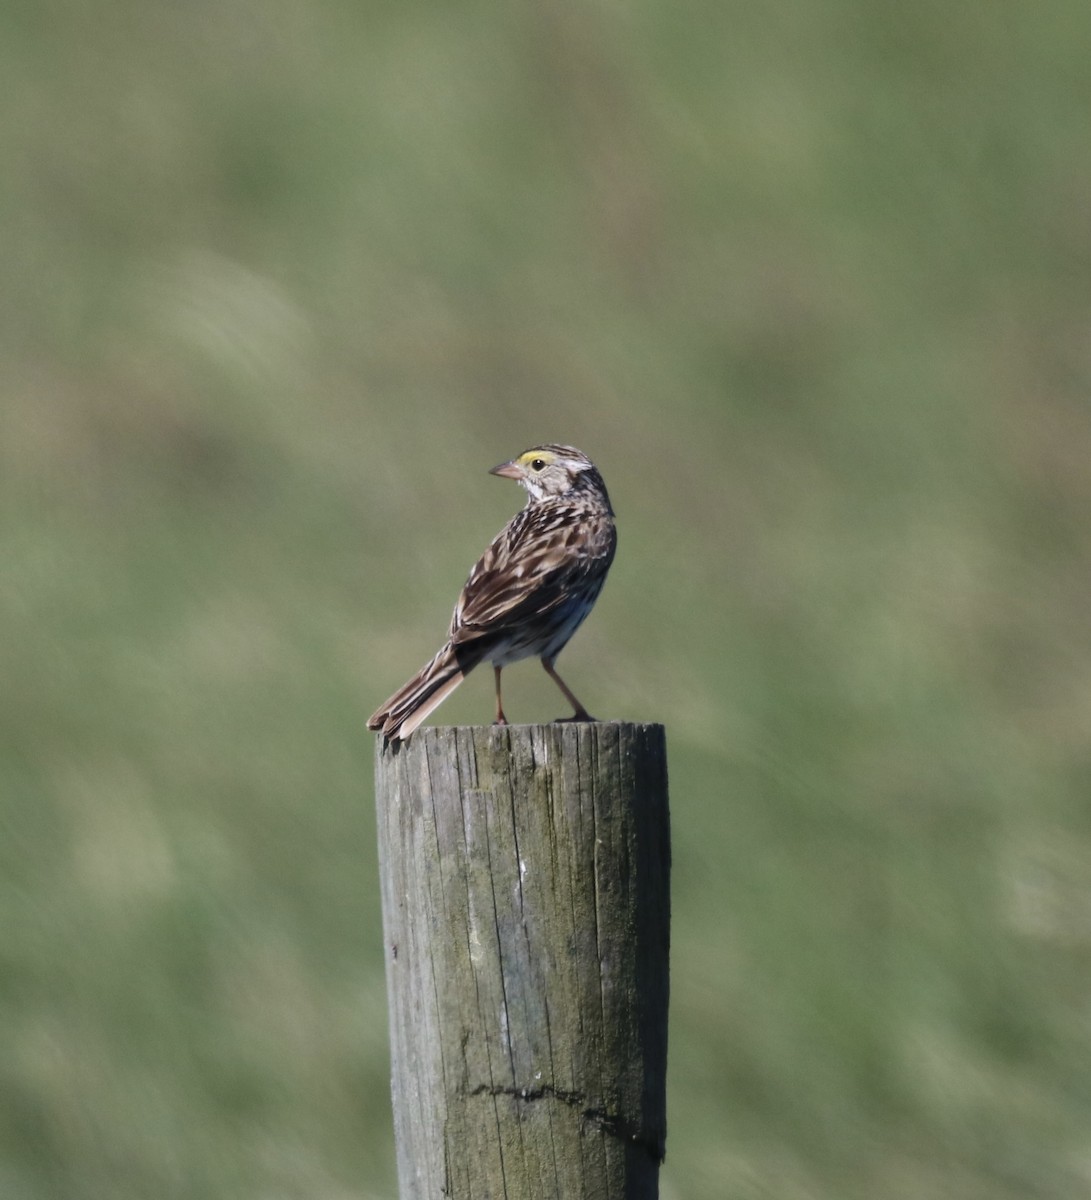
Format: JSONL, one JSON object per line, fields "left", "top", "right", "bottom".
{"left": 4, "top": 1, "right": 1091, "bottom": 1196}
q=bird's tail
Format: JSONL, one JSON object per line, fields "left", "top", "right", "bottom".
{"left": 367, "top": 642, "right": 484, "bottom": 742}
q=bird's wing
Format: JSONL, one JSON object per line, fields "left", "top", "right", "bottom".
{"left": 450, "top": 504, "right": 613, "bottom": 641}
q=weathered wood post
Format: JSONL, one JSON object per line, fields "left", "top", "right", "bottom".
{"left": 374, "top": 722, "right": 669, "bottom": 1199}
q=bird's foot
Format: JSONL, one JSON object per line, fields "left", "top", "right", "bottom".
{"left": 553, "top": 711, "right": 596, "bottom": 724}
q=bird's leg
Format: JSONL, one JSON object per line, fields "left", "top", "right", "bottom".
{"left": 541, "top": 659, "right": 595, "bottom": 722}
{"left": 493, "top": 666, "right": 509, "bottom": 725}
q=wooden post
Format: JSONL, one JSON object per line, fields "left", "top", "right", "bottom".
{"left": 374, "top": 722, "right": 669, "bottom": 1199}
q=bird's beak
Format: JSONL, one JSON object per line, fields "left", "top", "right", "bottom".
{"left": 489, "top": 460, "right": 523, "bottom": 480}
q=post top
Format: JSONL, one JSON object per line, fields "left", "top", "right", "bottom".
{"left": 373, "top": 721, "right": 666, "bottom": 756}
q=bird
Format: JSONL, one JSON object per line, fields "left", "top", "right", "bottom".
{"left": 368, "top": 444, "right": 616, "bottom": 743}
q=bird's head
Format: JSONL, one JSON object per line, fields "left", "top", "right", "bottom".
{"left": 489, "top": 444, "right": 608, "bottom": 505}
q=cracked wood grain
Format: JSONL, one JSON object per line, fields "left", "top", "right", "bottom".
{"left": 375, "top": 723, "right": 669, "bottom": 1199}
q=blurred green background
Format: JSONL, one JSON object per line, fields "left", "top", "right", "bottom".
{"left": 4, "top": 1, "right": 1091, "bottom": 1196}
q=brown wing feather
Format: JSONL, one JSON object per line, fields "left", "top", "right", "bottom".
{"left": 450, "top": 503, "right": 615, "bottom": 643}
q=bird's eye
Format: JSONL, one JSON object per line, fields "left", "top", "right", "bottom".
{"left": 531, "top": 458, "right": 546, "bottom": 471}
